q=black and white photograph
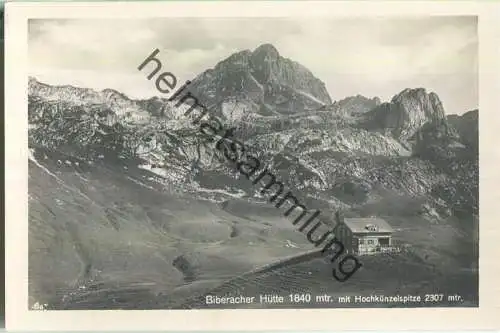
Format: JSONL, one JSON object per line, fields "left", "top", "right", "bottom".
{"left": 26, "top": 14, "right": 480, "bottom": 310}
{"left": 5, "top": 1, "right": 500, "bottom": 331}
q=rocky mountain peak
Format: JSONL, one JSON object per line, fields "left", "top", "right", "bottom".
{"left": 187, "top": 44, "right": 332, "bottom": 118}
{"left": 392, "top": 87, "right": 426, "bottom": 101}
{"left": 363, "top": 87, "right": 447, "bottom": 141}
{"left": 251, "top": 43, "right": 280, "bottom": 61}
{"left": 391, "top": 88, "right": 445, "bottom": 119}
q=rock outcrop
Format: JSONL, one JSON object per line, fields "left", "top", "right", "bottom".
{"left": 363, "top": 88, "right": 447, "bottom": 141}
{"left": 330, "top": 95, "right": 380, "bottom": 116}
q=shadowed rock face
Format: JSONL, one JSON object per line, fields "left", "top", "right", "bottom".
{"left": 389, "top": 88, "right": 446, "bottom": 140}
{"left": 364, "top": 88, "right": 447, "bottom": 141}
{"left": 447, "top": 109, "right": 478, "bottom": 151}
{"left": 187, "top": 43, "right": 332, "bottom": 117}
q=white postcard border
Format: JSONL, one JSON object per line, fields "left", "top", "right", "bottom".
{"left": 5, "top": 1, "right": 500, "bottom": 331}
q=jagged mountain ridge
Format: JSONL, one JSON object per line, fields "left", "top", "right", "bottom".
{"left": 28, "top": 77, "right": 193, "bottom": 124}
{"left": 28, "top": 79, "right": 478, "bottom": 218}
{"left": 28, "top": 43, "right": 478, "bottom": 219}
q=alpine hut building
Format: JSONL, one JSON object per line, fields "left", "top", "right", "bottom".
{"left": 333, "top": 211, "right": 395, "bottom": 255}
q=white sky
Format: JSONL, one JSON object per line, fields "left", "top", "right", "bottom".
{"left": 29, "top": 17, "right": 478, "bottom": 115}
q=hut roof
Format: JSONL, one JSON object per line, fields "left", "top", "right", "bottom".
{"left": 343, "top": 217, "right": 393, "bottom": 234}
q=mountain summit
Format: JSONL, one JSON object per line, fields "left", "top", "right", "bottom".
{"left": 187, "top": 43, "right": 332, "bottom": 120}
{"left": 363, "top": 88, "right": 449, "bottom": 141}
{"left": 251, "top": 43, "right": 280, "bottom": 61}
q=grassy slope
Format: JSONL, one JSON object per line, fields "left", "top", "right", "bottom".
{"left": 29, "top": 147, "right": 478, "bottom": 309}
{"left": 180, "top": 204, "right": 478, "bottom": 309}
{"left": 28, "top": 148, "right": 318, "bottom": 309}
